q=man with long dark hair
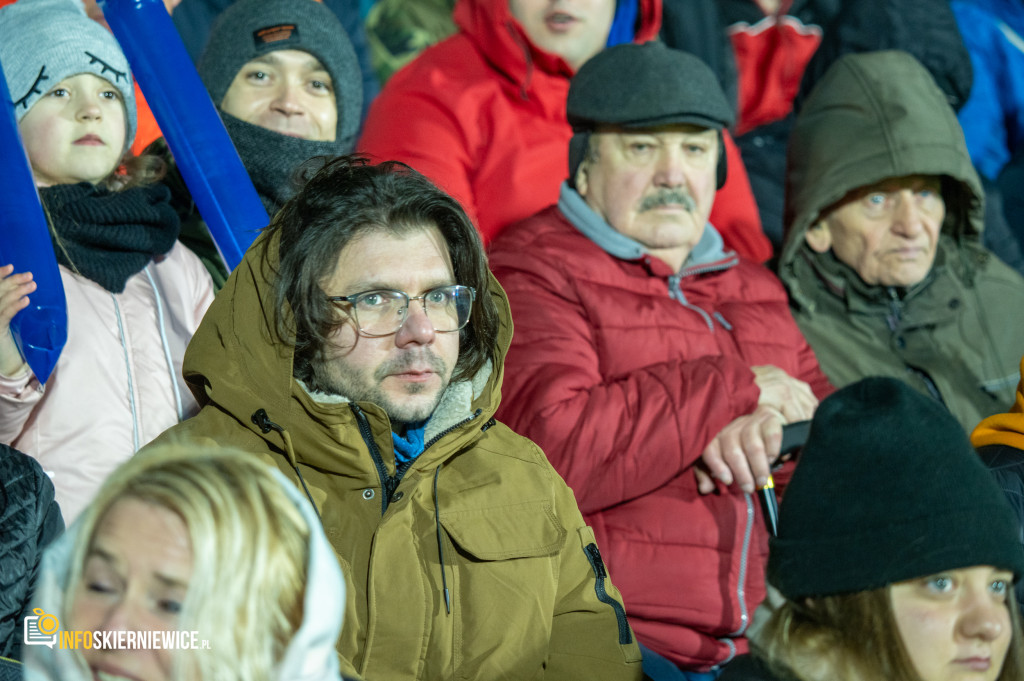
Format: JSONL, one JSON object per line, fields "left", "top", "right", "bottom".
{"left": 150, "top": 155, "right": 642, "bottom": 681}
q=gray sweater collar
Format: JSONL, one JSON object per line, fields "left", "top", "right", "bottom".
{"left": 558, "top": 182, "right": 732, "bottom": 269}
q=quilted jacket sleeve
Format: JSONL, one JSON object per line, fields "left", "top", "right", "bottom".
{"left": 492, "top": 247, "right": 763, "bottom": 514}
{"left": 1, "top": 445, "right": 64, "bottom": 660}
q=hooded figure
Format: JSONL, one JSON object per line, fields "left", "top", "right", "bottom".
{"left": 778, "top": 50, "right": 1024, "bottom": 432}
{"left": 147, "top": 157, "right": 643, "bottom": 681}
{"left": 23, "top": 446, "right": 351, "bottom": 681}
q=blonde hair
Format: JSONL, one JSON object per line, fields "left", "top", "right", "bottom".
{"left": 65, "top": 445, "right": 310, "bottom": 681}
{"left": 754, "top": 587, "right": 1024, "bottom": 681}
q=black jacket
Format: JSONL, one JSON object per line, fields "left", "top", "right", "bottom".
{"left": 720, "top": 654, "right": 796, "bottom": 681}
{"left": 0, "top": 445, "right": 63, "bottom": 660}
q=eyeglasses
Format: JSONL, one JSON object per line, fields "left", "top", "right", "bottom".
{"left": 328, "top": 285, "right": 476, "bottom": 337}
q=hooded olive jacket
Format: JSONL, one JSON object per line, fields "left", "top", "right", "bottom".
{"left": 778, "top": 50, "right": 1024, "bottom": 431}
{"left": 148, "top": 233, "right": 643, "bottom": 681}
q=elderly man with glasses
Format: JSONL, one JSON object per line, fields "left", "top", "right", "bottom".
{"left": 148, "top": 155, "right": 643, "bottom": 681}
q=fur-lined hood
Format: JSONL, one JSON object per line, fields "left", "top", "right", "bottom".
{"left": 178, "top": 229, "right": 513, "bottom": 477}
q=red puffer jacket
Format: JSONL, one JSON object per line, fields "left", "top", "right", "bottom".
{"left": 489, "top": 206, "right": 831, "bottom": 670}
{"left": 357, "top": 0, "right": 772, "bottom": 263}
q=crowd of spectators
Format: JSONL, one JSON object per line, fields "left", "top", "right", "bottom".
{"left": 1, "top": 0, "right": 1024, "bottom": 680}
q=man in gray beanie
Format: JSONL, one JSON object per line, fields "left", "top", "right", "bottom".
{"left": 154, "top": 0, "right": 363, "bottom": 287}
{"left": 488, "top": 41, "right": 834, "bottom": 676}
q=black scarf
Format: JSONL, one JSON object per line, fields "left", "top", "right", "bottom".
{"left": 220, "top": 111, "right": 354, "bottom": 216}
{"left": 40, "top": 182, "right": 181, "bottom": 294}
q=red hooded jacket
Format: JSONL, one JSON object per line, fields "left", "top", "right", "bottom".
{"left": 357, "top": 0, "right": 772, "bottom": 262}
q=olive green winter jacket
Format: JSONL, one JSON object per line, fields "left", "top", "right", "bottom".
{"left": 778, "top": 50, "right": 1024, "bottom": 432}
{"left": 148, "top": 230, "right": 642, "bottom": 681}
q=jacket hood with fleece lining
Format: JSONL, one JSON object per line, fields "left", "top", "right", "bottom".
{"left": 179, "top": 229, "right": 513, "bottom": 478}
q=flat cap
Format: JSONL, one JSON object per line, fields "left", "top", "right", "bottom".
{"left": 567, "top": 41, "right": 734, "bottom": 132}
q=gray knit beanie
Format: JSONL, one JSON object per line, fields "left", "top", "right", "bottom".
{"left": 0, "top": 0, "right": 137, "bottom": 150}
{"left": 768, "top": 377, "right": 1024, "bottom": 600}
{"left": 198, "top": 0, "right": 362, "bottom": 148}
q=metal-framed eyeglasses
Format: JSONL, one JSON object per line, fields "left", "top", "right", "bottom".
{"left": 328, "top": 285, "right": 476, "bottom": 337}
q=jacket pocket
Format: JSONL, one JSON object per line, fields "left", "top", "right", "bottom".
{"left": 439, "top": 502, "right": 565, "bottom": 679}
{"left": 440, "top": 501, "right": 565, "bottom": 560}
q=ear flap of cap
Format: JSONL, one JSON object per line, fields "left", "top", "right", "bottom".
{"left": 716, "top": 130, "right": 727, "bottom": 190}
{"left": 568, "top": 132, "right": 590, "bottom": 190}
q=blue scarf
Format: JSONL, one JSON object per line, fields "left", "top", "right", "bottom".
{"left": 392, "top": 422, "right": 427, "bottom": 465}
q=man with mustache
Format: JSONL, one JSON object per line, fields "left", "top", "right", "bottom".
{"left": 148, "top": 155, "right": 643, "bottom": 681}
{"left": 488, "top": 42, "right": 832, "bottom": 678}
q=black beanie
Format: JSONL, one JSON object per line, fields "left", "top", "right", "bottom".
{"left": 197, "top": 0, "right": 363, "bottom": 148}
{"left": 768, "top": 377, "right": 1024, "bottom": 600}
{"left": 566, "top": 41, "right": 734, "bottom": 188}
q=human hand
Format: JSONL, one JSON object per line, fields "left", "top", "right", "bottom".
{"left": 0, "top": 265, "right": 34, "bottom": 329}
{"left": 751, "top": 365, "right": 817, "bottom": 423}
{"left": 0, "top": 265, "right": 34, "bottom": 376}
{"left": 697, "top": 405, "right": 786, "bottom": 495}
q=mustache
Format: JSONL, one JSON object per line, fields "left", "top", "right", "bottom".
{"left": 638, "top": 189, "right": 697, "bottom": 213}
{"left": 373, "top": 350, "right": 449, "bottom": 381}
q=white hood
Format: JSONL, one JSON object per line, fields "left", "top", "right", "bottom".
{"left": 24, "top": 469, "right": 347, "bottom": 681}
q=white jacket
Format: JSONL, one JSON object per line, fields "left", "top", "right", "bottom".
{"left": 0, "top": 243, "right": 213, "bottom": 521}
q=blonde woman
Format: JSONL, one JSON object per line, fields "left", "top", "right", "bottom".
{"left": 720, "top": 377, "right": 1024, "bottom": 681}
{"left": 25, "top": 446, "right": 350, "bottom": 681}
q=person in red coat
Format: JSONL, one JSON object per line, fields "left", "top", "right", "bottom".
{"left": 488, "top": 42, "right": 832, "bottom": 677}
{"left": 357, "top": 0, "right": 772, "bottom": 263}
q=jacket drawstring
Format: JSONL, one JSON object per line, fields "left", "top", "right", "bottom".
{"left": 433, "top": 464, "right": 451, "bottom": 615}
{"left": 252, "top": 408, "right": 322, "bottom": 522}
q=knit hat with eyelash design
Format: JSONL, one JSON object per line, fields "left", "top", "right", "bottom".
{"left": 0, "top": 0, "right": 137, "bottom": 150}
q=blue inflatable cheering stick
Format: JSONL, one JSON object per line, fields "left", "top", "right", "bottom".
{"left": 0, "top": 60, "right": 67, "bottom": 385}
{"left": 100, "top": 0, "right": 268, "bottom": 271}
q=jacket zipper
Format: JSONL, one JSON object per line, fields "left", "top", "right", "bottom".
{"left": 727, "top": 494, "right": 754, "bottom": 638}
{"left": 351, "top": 406, "right": 483, "bottom": 515}
{"left": 886, "top": 289, "right": 946, "bottom": 405}
{"left": 423, "top": 409, "right": 483, "bottom": 451}
{"left": 351, "top": 404, "right": 401, "bottom": 515}
{"left": 583, "top": 544, "right": 632, "bottom": 645}
{"left": 667, "top": 273, "right": 735, "bottom": 333}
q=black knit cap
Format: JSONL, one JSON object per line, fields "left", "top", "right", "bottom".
{"left": 769, "top": 377, "right": 1024, "bottom": 600}
{"left": 566, "top": 41, "right": 734, "bottom": 187}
